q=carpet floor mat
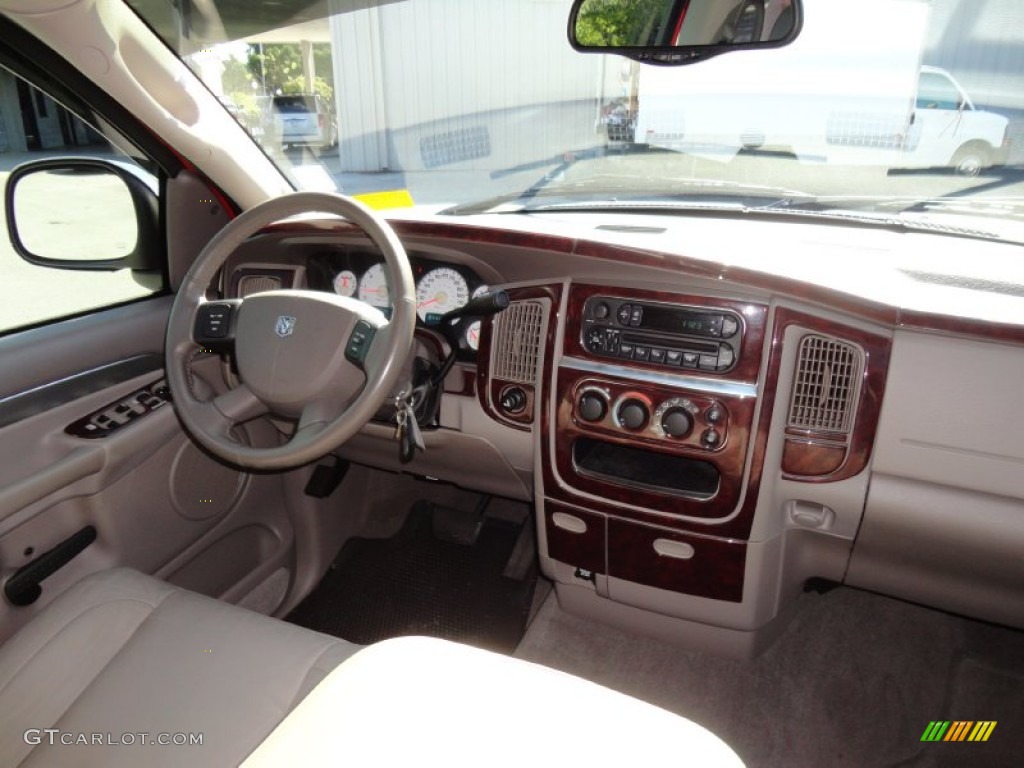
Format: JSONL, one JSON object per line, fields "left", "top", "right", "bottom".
{"left": 287, "top": 501, "right": 537, "bottom": 653}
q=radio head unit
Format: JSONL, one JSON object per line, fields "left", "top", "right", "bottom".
{"left": 581, "top": 297, "right": 742, "bottom": 373}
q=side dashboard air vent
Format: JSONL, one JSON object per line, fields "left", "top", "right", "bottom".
{"left": 237, "top": 274, "right": 283, "bottom": 297}
{"left": 787, "top": 334, "right": 864, "bottom": 434}
{"left": 491, "top": 300, "right": 544, "bottom": 385}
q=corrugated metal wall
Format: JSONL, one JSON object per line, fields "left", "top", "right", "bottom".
{"left": 331, "top": 0, "right": 618, "bottom": 172}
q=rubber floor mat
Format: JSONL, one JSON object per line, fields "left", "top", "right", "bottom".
{"left": 287, "top": 501, "right": 537, "bottom": 653}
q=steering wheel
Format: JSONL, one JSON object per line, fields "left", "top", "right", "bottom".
{"left": 165, "top": 192, "right": 416, "bottom": 470}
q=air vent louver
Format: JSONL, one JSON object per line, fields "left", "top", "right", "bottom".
{"left": 492, "top": 300, "right": 544, "bottom": 385}
{"left": 238, "top": 275, "right": 283, "bottom": 297}
{"left": 787, "top": 335, "right": 863, "bottom": 433}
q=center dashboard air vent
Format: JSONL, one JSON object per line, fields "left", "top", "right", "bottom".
{"left": 787, "top": 334, "right": 863, "bottom": 434}
{"left": 491, "top": 300, "right": 544, "bottom": 385}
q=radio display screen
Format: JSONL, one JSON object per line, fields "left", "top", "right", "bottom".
{"left": 641, "top": 306, "right": 721, "bottom": 336}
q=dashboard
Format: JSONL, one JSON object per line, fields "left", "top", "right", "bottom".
{"left": 223, "top": 212, "right": 1024, "bottom": 657}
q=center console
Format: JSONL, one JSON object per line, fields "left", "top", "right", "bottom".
{"left": 538, "top": 283, "right": 771, "bottom": 652}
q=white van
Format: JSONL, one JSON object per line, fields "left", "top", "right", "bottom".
{"left": 632, "top": 1, "right": 1010, "bottom": 174}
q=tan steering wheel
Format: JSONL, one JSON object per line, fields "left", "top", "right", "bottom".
{"left": 165, "top": 191, "right": 416, "bottom": 469}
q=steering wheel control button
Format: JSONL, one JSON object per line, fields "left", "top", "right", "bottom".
{"left": 500, "top": 386, "right": 528, "bottom": 414}
{"left": 195, "top": 303, "right": 233, "bottom": 340}
{"left": 345, "top": 320, "right": 377, "bottom": 365}
{"left": 616, "top": 398, "right": 649, "bottom": 431}
{"left": 578, "top": 391, "right": 608, "bottom": 422}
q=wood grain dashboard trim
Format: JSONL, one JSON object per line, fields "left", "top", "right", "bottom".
{"left": 476, "top": 284, "right": 562, "bottom": 431}
{"left": 774, "top": 309, "right": 891, "bottom": 484}
{"left": 258, "top": 218, "right": 1024, "bottom": 345}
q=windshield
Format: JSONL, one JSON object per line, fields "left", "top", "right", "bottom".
{"left": 127, "top": 0, "right": 1024, "bottom": 239}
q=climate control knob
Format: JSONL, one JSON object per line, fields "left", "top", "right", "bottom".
{"left": 616, "top": 398, "right": 649, "bottom": 431}
{"left": 660, "top": 407, "right": 694, "bottom": 438}
{"left": 578, "top": 391, "right": 607, "bottom": 422}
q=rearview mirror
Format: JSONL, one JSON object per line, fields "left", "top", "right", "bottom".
{"left": 4, "top": 157, "right": 161, "bottom": 274}
{"left": 568, "top": 0, "right": 802, "bottom": 64}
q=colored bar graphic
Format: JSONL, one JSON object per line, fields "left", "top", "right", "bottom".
{"left": 944, "top": 721, "right": 972, "bottom": 741}
{"left": 921, "top": 720, "right": 997, "bottom": 742}
{"left": 968, "top": 722, "right": 997, "bottom": 742}
{"left": 921, "top": 721, "right": 950, "bottom": 742}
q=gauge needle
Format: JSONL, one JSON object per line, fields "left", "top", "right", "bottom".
{"left": 419, "top": 298, "right": 439, "bottom": 307}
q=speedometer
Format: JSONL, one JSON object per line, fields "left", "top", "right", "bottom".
{"left": 357, "top": 263, "right": 389, "bottom": 308}
{"left": 416, "top": 267, "right": 469, "bottom": 323}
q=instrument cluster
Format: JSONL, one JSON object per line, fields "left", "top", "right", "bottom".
{"left": 305, "top": 251, "right": 488, "bottom": 355}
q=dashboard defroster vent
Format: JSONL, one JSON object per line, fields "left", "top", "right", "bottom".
{"left": 492, "top": 300, "right": 544, "bottom": 385}
{"left": 787, "top": 335, "right": 863, "bottom": 434}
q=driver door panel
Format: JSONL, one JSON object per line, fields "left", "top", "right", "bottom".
{"left": 0, "top": 303, "right": 298, "bottom": 642}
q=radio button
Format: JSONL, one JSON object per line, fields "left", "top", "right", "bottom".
{"left": 665, "top": 349, "right": 682, "bottom": 366}
{"left": 629, "top": 306, "right": 644, "bottom": 326}
{"left": 585, "top": 327, "right": 606, "bottom": 353}
{"left": 594, "top": 302, "right": 611, "bottom": 320}
{"left": 633, "top": 346, "right": 650, "bottom": 361}
{"left": 718, "top": 345, "right": 735, "bottom": 368}
{"left": 682, "top": 352, "right": 699, "bottom": 368}
{"left": 649, "top": 347, "right": 666, "bottom": 364}
{"left": 618, "top": 343, "right": 634, "bottom": 358}
{"left": 699, "top": 354, "right": 718, "bottom": 370}
{"left": 722, "top": 316, "right": 739, "bottom": 336}
{"left": 617, "top": 304, "right": 632, "bottom": 325}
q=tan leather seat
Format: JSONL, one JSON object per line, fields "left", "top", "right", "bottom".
{"left": 0, "top": 569, "right": 744, "bottom": 767}
{"left": 0, "top": 568, "right": 358, "bottom": 767}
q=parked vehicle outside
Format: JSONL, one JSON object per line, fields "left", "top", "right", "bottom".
{"left": 631, "top": 0, "right": 1010, "bottom": 174}
{"left": 270, "top": 93, "right": 338, "bottom": 150}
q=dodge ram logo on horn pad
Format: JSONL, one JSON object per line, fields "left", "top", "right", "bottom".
{"left": 275, "top": 315, "right": 297, "bottom": 338}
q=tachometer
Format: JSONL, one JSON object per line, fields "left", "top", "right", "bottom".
{"left": 332, "top": 269, "right": 357, "bottom": 297}
{"left": 417, "top": 267, "right": 469, "bottom": 323}
{"left": 357, "top": 263, "right": 390, "bottom": 308}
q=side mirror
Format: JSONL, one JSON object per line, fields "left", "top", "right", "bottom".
{"left": 4, "top": 157, "right": 161, "bottom": 274}
{"left": 568, "top": 0, "right": 802, "bottom": 64}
